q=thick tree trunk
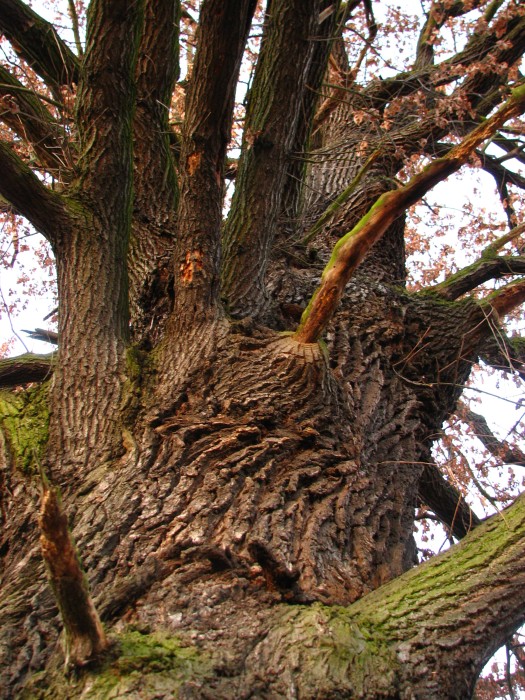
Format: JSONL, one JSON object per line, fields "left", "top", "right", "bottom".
{"left": 0, "top": 281, "right": 515, "bottom": 698}
{"left": 1, "top": 2, "right": 525, "bottom": 698}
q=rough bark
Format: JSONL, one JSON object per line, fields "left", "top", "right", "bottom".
{"left": 1, "top": 1, "right": 525, "bottom": 698}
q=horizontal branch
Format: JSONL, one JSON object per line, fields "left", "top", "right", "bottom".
{"left": 429, "top": 222, "right": 525, "bottom": 300}
{"left": 0, "top": 0, "right": 79, "bottom": 94}
{"left": 350, "top": 492, "right": 525, "bottom": 697}
{"left": 295, "top": 84, "right": 525, "bottom": 343}
{"left": 0, "top": 352, "right": 54, "bottom": 387}
{"left": 438, "top": 256, "right": 525, "bottom": 301}
{"left": 23, "top": 328, "right": 58, "bottom": 345}
{"left": 0, "top": 140, "right": 72, "bottom": 242}
{"left": 253, "top": 493, "right": 525, "bottom": 697}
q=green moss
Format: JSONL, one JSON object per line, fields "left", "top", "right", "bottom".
{"left": 0, "top": 384, "right": 49, "bottom": 473}
{"left": 120, "top": 346, "right": 147, "bottom": 423}
{"left": 81, "top": 629, "right": 212, "bottom": 699}
{"left": 266, "top": 604, "right": 400, "bottom": 697}
{"left": 21, "top": 629, "right": 212, "bottom": 699}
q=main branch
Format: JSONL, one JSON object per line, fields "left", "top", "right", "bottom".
{"left": 249, "top": 493, "right": 525, "bottom": 697}
{"left": 0, "top": 353, "right": 54, "bottom": 388}
{"left": 222, "top": 0, "right": 329, "bottom": 317}
{"left": 172, "top": 0, "right": 256, "bottom": 320}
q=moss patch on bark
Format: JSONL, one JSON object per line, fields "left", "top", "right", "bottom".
{"left": 0, "top": 383, "right": 49, "bottom": 473}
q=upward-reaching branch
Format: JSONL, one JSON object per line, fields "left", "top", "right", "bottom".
{"left": 0, "top": 0, "right": 79, "bottom": 97}
{"left": 171, "top": 0, "right": 257, "bottom": 322}
{"left": 129, "top": 0, "right": 180, "bottom": 336}
{"left": 221, "top": 0, "right": 328, "bottom": 318}
{"left": 45, "top": 1, "right": 146, "bottom": 478}
{"left": 133, "top": 0, "right": 180, "bottom": 219}
{"left": 295, "top": 84, "right": 525, "bottom": 344}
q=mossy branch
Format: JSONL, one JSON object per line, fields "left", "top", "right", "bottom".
{"left": 40, "top": 483, "right": 108, "bottom": 668}
{"left": 295, "top": 84, "right": 525, "bottom": 344}
{"left": 252, "top": 493, "right": 525, "bottom": 697}
{"left": 426, "top": 222, "right": 525, "bottom": 300}
{"left": 484, "top": 278, "right": 525, "bottom": 319}
{"left": 0, "top": 352, "right": 54, "bottom": 388}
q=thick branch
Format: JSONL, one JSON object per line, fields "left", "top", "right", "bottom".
{"left": 172, "top": 0, "right": 256, "bottom": 320}
{"left": 222, "top": 0, "right": 327, "bottom": 318}
{"left": 0, "top": 0, "right": 79, "bottom": 95}
{"left": 418, "top": 463, "right": 481, "bottom": 539}
{"left": 351, "top": 493, "right": 525, "bottom": 697}
{"left": 442, "top": 257, "right": 525, "bottom": 300}
{"left": 76, "top": 0, "right": 144, "bottom": 207}
{"left": 251, "top": 494, "right": 525, "bottom": 697}
{"left": 40, "top": 484, "right": 108, "bottom": 667}
{"left": 0, "top": 352, "right": 53, "bottom": 387}
{"left": 279, "top": 1, "right": 344, "bottom": 228}
{"left": 134, "top": 0, "right": 180, "bottom": 214}
{"left": 459, "top": 404, "right": 525, "bottom": 466}
{"left": 480, "top": 332, "right": 525, "bottom": 379}
{"left": 0, "top": 140, "right": 72, "bottom": 242}
{"left": 128, "top": 0, "right": 180, "bottom": 337}
{"left": 0, "top": 64, "right": 69, "bottom": 175}
{"left": 485, "top": 278, "right": 525, "bottom": 318}
{"left": 295, "top": 84, "right": 525, "bottom": 343}
{"left": 429, "top": 220, "right": 525, "bottom": 300}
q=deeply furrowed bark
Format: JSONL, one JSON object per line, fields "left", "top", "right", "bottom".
{"left": 1, "top": 1, "right": 525, "bottom": 698}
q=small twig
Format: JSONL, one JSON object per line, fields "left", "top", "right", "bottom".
{"left": 67, "top": 0, "right": 84, "bottom": 57}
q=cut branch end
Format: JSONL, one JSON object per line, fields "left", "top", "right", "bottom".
{"left": 39, "top": 484, "right": 108, "bottom": 668}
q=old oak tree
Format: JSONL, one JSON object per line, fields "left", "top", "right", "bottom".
{"left": 1, "top": 0, "right": 525, "bottom": 697}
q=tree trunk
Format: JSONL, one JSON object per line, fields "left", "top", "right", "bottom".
{"left": 1, "top": 1, "right": 525, "bottom": 698}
